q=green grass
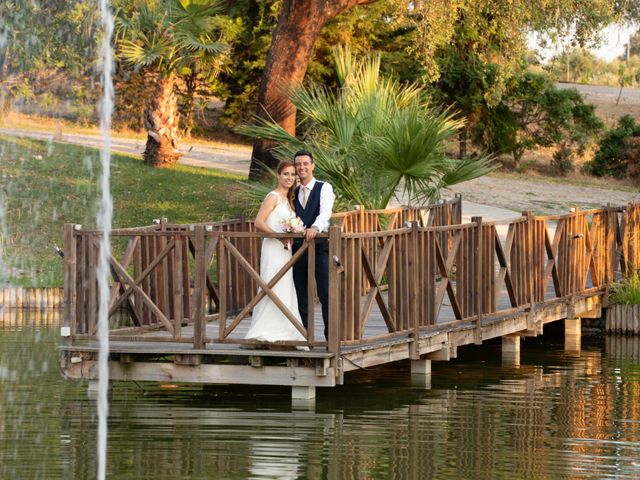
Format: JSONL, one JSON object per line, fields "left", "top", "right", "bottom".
{"left": 0, "top": 136, "right": 247, "bottom": 287}
{"left": 609, "top": 269, "right": 640, "bottom": 305}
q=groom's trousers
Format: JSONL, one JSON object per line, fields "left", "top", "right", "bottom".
{"left": 293, "top": 238, "right": 329, "bottom": 341}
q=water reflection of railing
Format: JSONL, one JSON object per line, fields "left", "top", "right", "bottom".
{"left": 56, "top": 346, "right": 640, "bottom": 480}
{"left": 0, "top": 307, "right": 61, "bottom": 328}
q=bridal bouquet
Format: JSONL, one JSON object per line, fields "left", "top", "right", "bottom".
{"left": 279, "top": 215, "right": 305, "bottom": 250}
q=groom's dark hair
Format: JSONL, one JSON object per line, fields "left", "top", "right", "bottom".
{"left": 294, "top": 149, "right": 314, "bottom": 163}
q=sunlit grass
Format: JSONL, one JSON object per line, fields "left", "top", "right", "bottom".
{"left": 0, "top": 111, "right": 252, "bottom": 149}
{"left": 609, "top": 268, "right": 640, "bottom": 305}
{"left": 0, "top": 135, "right": 248, "bottom": 287}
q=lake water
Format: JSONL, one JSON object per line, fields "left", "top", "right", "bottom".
{"left": 1, "top": 311, "right": 640, "bottom": 479}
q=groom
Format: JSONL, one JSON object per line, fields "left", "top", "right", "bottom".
{"left": 292, "top": 150, "right": 335, "bottom": 341}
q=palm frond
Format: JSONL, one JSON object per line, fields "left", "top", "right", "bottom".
{"left": 119, "top": 38, "right": 169, "bottom": 67}
{"left": 173, "top": 30, "right": 227, "bottom": 54}
{"left": 236, "top": 116, "right": 302, "bottom": 146}
{"left": 438, "top": 155, "right": 496, "bottom": 188}
{"left": 332, "top": 44, "right": 353, "bottom": 88}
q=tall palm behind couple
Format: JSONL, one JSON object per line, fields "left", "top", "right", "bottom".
{"left": 244, "top": 151, "right": 335, "bottom": 348}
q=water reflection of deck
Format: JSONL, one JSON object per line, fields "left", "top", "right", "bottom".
{"left": 58, "top": 200, "right": 640, "bottom": 400}
{"left": 0, "top": 307, "right": 61, "bottom": 328}
{"left": 56, "top": 342, "right": 640, "bottom": 479}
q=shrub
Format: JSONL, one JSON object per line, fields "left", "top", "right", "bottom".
{"left": 584, "top": 115, "right": 640, "bottom": 179}
{"left": 550, "top": 143, "right": 574, "bottom": 175}
{"left": 481, "top": 72, "right": 602, "bottom": 167}
{"left": 609, "top": 268, "right": 640, "bottom": 305}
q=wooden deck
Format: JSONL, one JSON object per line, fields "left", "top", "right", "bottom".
{"left": 59, "top": 198, "right": 640, "bottom": 396}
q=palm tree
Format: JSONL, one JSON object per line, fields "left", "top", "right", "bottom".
{"left": 239, "top": 46, "right": 494, "bottom": 209}
{"left": 115, "top": 0, "right": 236, "bottom": 167}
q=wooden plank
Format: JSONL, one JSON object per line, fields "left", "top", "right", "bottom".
{"left": 63, "top": 224, "right": 77, "bottom": 340}
{"left": 192, "top": 225, "right": 206, "bottom": 348}
{"left": 473, "top": 217, "right": 482, "bottom": 343}
{"left": 133, "top": 236, "right": 143, "bottom": 324}
{"left": 75, "top": 234, "right": 86, "bottom": 334}
{"left": 495, "top": 227, "right": 518, "bottom": 307}
{"left": 87, "top": 233, "right": 97, "bottom": 336}
{"left": 108, "top": 236, "right": 139, "bottom": 309}
{"left": 108, "top": 252, "right": 175, "bottom": 335}
{"left": 182, "top": 235, "right": 191, "bottom": 321}
{"left": 409, "top": 222, "right": 420, "bottom": 358}
{"left": 307, "top": 238, "right": 316, "bottom": 344}
{"left": 217, "top": 236, "right": 227, "bottom": 342}
{"left": 359, "top": 236, "right": 395, "bottom": 333}
{"left": 328, "top": 226, "right": 342, "bottom": 359}
{"left": 204, "top": 236, "right": 220, "bottom": 311}
{"left": 65, "top": 361, "right": 337, "bottom": 387}
{"left": 108, "top": 239, "right": 176, "bottom": 316}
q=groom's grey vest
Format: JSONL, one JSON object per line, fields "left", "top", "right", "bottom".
{"left": 294, "top": 181, "right": 328, "bottom": 251}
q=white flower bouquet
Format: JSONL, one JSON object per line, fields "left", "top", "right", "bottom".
{"left": 279, "top": 215, "right": 305, "bottom": 250}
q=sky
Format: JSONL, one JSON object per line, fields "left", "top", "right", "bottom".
{"left": 530, "top": 24, "right": 635, "bottom": 63}
{"left": 592, "top": 24, "right": 634, "bottom": 61}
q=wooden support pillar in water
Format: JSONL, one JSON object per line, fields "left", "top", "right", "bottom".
{"left": 410, "top": 358, "right": 432, "bottom": 389}
{"left": 410, "top": 358, "right": 432, "bottom": 375}
{"left": 502, "top": 334, "right": 521, "bottom": 366}
{"left": 565, "top": 318, "right": 581, "bottom": 353}
{"left": 292, "top": 385, "right": 316, "bottom": 400}
{"left": 87, "top": 379, "right": 112, "bottom": 400}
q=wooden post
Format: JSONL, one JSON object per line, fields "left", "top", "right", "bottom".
{"left": 63, "top": 224, "right": 78, "bottom": 343}
{"left": 328, "top": 226, "right": 342, "bottom": 366}
{"left": 409, "top": 222, "right": 420, "bottom": 359}
{"left": 87, "top": 232, "right": 97, "bottom": 336}
{"left": 605, "top": 205, "right": 617, "bottom": 284}
{"left": 172, "top": 234, "right": 183, "bottom": 338}
{"left": 307, "top": 238, "right": 316, "bottom": 345}
{"left": 472, "top": 216, "right": 482, "bottom": 344}
{"left": 523, "top": 211, "right": 537, "bottom": 331}
{"left": 217, "top": 234, "right": 227, "bottom": 342}
{"left": 192, "top": 225, "right": 206, "bottom": 349}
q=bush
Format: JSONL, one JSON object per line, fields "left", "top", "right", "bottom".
{"left": 480, "top": 72, "right": 602, "bottom": 167}
{"left": 584, "top": 115, "right": 640, "bottom": 179}
{"left": 609, "top": 268, "right": 640, "bottom": 305}
{"left": 550, "top": 143, "right": 574, "bottom": 175}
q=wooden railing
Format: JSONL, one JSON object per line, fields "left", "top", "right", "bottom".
{"left": 331, "top": 203, "right": 640, "bottom": 345}
{"left": 63, "top": 199, "right": 640, "bottom": 355}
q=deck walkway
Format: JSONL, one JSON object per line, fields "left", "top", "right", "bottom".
{"left": 59, "top": 198, "right": 640, "bottom": 400}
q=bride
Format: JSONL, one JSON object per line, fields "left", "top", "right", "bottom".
{"left": 244, "top": 160, "right": 308, "bottom": 347}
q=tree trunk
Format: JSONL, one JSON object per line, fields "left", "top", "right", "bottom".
{"left": 180, "top": 72, "right": 197, "bottom": 138}
{"left": 458, "top": 127, "right": 468, "bottom": 159}
{"left": 0, "top": 34, "right": 9, "bottom": 83}
{"left": 248, "top": 0, "right": 375, "bottom": 180}
{"left": 143, "top": 73, "right": 184, "bottom": 168}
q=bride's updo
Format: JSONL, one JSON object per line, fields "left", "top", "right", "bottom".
{"left": 276, "top": 159, "right": 296, "bottom": 208}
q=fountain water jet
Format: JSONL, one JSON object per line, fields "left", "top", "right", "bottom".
{"left": 96, "top": 1, "right": 114, "bottom": 479}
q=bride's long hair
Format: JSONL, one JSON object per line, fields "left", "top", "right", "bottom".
{"left": 276, "top": 160, "right": 296, "bottom": 208}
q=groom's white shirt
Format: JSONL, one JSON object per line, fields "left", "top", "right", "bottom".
{"left": 298, "top": 177, "right": 335, "bottom": 232}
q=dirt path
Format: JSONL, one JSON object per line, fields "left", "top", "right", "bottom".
{"left": 443, "top": 174, "right": 639, "bottom": 215}
{"left": 0, "top": 128, "right": 252, "bottom": 175}
{"left": 2, "top": 128, "right": 638, "bottom": 216}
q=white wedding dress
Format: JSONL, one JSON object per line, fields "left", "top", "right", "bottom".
{"left": 244, "top": 192, "right": 307, "bottom": 344}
